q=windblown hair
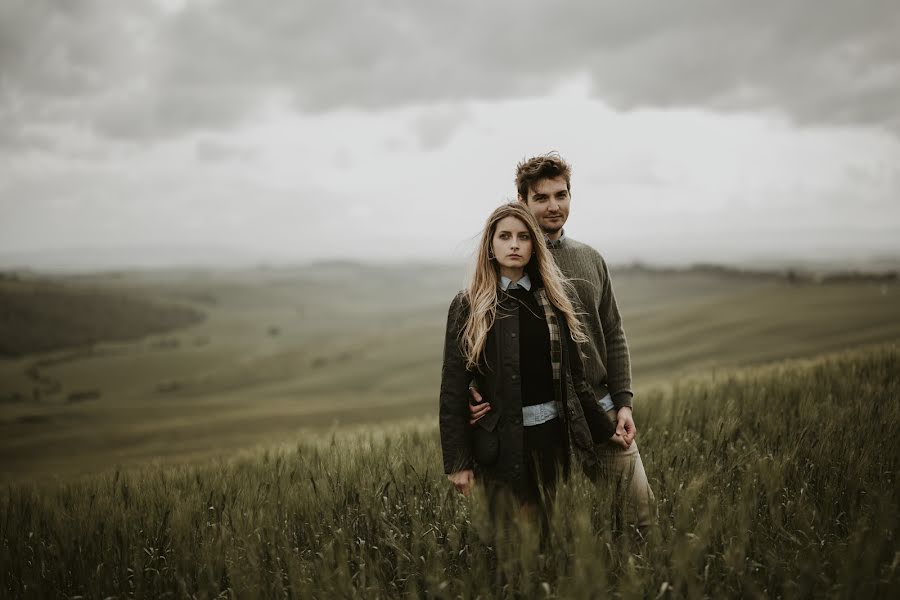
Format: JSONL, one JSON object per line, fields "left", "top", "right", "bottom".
{"left": 515, "top": 152, "right": 572, "bottom": 201}
{"left": 461, "top": 203, "right": 587, "bottom": 371}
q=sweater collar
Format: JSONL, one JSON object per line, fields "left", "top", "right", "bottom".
{"left": 545, "top": 229, "right": 567, "bottom": 249}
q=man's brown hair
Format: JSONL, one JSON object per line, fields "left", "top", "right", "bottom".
{"left": 515, "top": 152, "right": 572, "bottom": 201}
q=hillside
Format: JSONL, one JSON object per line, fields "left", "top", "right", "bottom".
{"left": 1, "top": 264, "right": 898, "bottom": 480}
{"left": 2, "top": 346, "right": 897, "bottom": 598}
{"left": 0, "top": 274, "right": 204, "bottom": 358}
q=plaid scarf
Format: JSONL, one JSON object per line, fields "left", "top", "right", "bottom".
{"left": 534, "top": 287, "right": 562, "bottom": 385}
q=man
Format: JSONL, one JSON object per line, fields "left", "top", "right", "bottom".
{"left": 469, "top": 152, "right": 656, "bottom": 530}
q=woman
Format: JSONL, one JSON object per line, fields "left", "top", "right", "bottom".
{"left": 439, "top": 203, "right": 627, "bottom": 509}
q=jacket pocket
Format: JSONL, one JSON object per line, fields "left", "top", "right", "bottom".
{"left": 570, "top": 420, "right": 594, "bottom": 451}
{"left": 565, "top": 380, "right": 595, "bottom": 450}
{"left": 473, "top": 426, "right": 499, "bottom": 465}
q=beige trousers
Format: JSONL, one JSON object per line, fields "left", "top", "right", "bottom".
{"left": 594, "top": 409, "right": 657, "bottom": 530}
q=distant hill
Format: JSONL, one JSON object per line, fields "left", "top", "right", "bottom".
{"left": 615, "top": 261, "right": 900, "bottom": 283}
{"left": 0, "top": 274, "right": 204, "bottom": 357}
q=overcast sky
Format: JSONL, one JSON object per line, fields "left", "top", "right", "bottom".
{"left": 1, "top": 0, "right": 899, "bottom": 270}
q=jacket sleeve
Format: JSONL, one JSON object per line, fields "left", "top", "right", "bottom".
{"left": 566, "top": 332, "right": 616, "bottom": 442}
{"left": 439, "top": 292, "right": 475, "bottom": 474}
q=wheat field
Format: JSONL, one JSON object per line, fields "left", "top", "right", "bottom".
{"left": 2, "top": 346, "right": 897, "bottom": 598}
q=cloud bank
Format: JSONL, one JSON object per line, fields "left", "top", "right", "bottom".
{"left": 2, "top": 0, "right": 899, "bottom": 148}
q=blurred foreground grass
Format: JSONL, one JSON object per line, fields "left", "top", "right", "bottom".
{"left": 2, "top": 345, "right": 897, "bottom": 599}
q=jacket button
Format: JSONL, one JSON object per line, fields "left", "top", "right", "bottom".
{"left": 511, "top": 374, "right": 518, "bottom": 381}
{"left": 511, "top": 332, "right": 517, "bottom": 338}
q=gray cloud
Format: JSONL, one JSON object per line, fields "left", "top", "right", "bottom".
{"left": 2, "top": 0, "right": 899, "bottom": 148}
{"left": 412, "top": 106, "right": 470, "bottom": 150}
{"left": 194, "top": 138, "right": 256, "bottom": 162}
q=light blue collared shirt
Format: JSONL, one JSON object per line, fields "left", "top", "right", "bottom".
{"left": 499, "top": 273, "right": 532, "bottom": 291}
{"left": 545, "top": 230, "right": 567, "bottom": 249}
{"left": 597, "top": 393, "right": 615, "bottom": 412}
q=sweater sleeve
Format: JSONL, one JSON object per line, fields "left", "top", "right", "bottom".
{"left": 596, "top": 254, "right": 634, "bottom": 409}
{"left": 439, "top": 292, "right": 475, "bottom": 474}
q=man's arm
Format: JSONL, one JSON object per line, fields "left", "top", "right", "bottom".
{"left": 596, "top": 254, "right": 636, "bottom": 442}
{"left": 595, "top": 253, "right": 633, "bottom": 409}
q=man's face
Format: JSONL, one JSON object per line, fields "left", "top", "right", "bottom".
{"left": 521, "top": 176, "right": 570, "bottom": 237}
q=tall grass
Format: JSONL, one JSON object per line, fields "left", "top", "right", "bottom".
{"left": 2, "top": 346, "right": 897, "bottom": 598}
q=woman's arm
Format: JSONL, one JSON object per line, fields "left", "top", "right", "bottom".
{"left": 439, "top": 292, "right": 476, "bottom": 476}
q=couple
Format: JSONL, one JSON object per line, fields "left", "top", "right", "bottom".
{"left": 439, "top": 152, "right": 655, "bottom": 531}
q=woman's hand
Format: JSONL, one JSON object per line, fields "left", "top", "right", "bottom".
{"left": 609, "top": 432, "right": 631, "bottom": 449}
{"left": 448, "top": 469, "right": 475, "bottom": 496}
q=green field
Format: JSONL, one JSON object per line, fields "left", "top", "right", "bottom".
{"left": 2, "top": 346, "right": 897, "bottom": 598}
{"left": 1, "top": 263, "right": 899, "bottom": 480}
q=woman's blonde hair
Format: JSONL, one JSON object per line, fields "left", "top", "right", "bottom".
{"left": 461, "top": 202, "right": 587, "bottom": 370}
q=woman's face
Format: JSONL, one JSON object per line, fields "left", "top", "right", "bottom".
{"left": 491, "top": 215, "right": 533, "bottom": 271}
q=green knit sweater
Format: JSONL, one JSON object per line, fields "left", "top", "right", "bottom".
{"left": 549, "top": 236, "right": 634, "bottom": 410}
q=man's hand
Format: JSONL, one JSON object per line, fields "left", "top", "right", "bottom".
{"left": 609, "top": 432, "right": 629, "bottom": 449}
{"left": 616, "top": 406, "right": 637, "bottom": 445}
{"left": 468, "top": 387, "right": 491, "bottom": 425}
{"left": 448, "top": 469, "right": 475, "bottom": 496}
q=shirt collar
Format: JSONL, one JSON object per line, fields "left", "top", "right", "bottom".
{"left": 499, "top": 272, "right": 532, "bottom": 291}
{"left": 545, "top": 229, "right": 566, "bottom": 249}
